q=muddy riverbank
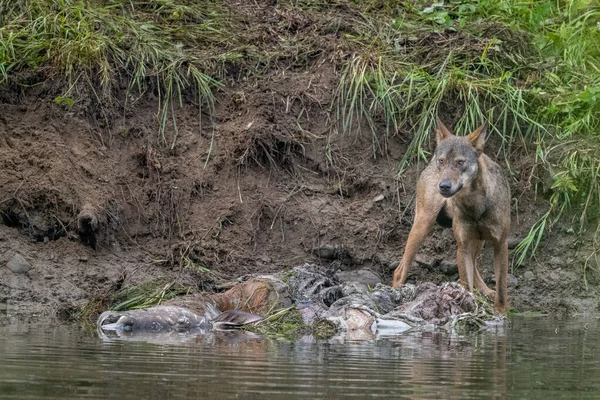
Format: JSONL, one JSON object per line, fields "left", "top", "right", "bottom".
{"left": 1, "top": 1, "right": 598, "bottom": 321}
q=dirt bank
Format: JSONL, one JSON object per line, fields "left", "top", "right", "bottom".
{"left": 1, "top": 1, "right": 598, "bottom": 320}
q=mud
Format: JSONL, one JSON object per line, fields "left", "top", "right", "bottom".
{"left": 1, "top": 3, "right": 598, "bottom": 322}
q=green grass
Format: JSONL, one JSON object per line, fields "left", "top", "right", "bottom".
{"left": 245, "top": 306, "right": 337, "bottom": 341}
{"left": 109, "top": 281, "right": 187, "bottom": 311}
{"left": 509, "top": 310, "right": 549, "bottom": 318}
{"left": 0, "top": 0, "right": 225, "bottom": 147}
{"left": 77, "top": 280, "right": 189, "bottom": 326}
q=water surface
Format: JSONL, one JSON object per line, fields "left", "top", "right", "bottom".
{"left": 1, "top": 317, "right": 598, "bottom": 399}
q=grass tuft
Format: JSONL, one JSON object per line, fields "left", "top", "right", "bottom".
{"left": 245, "top": 306, "right": 337, "bottom": 341}
{"left": 77, "top": 280, "right": 188, "bottom": 327}
{"left": 0, "top": 0, "right": 226, "bottom": 146}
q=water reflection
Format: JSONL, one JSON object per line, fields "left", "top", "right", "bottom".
{"left": 97, "top": 326, "right": 263, "bottom": 345}
{"left": 0, "top": 318, "right": 598, "bottom": 399}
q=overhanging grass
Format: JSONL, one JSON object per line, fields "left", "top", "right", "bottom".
{"left": 336, "top": 54, "right": 542, "bottom": 169}
{"left": 0, "top": 0, "right": 226, "bottom": 147}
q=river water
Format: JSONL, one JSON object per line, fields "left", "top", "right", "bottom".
{"left": 0, "top": 316, "right": 598, "bottom": 399}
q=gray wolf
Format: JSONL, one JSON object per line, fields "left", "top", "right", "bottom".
{"left": 392, "top": 117, "right": 511, "bottom": 315}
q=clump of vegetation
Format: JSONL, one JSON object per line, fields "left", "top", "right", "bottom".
{"left": 109, "top": 280, "right": 188, "bottom": 310}
{"left": 78, "top": 280, "right": 189, "bottom": 327}
{"left": 0, "top": 0, "right": 226, "bottom": 147}
{"left": 246, "top": 306, "right": 337, "bottom": 341}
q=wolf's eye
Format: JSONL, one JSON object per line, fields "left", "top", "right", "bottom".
{"left": 456, "top": 159, "right": 465, "bottom": 166}
{"left": 438, "top": 158, "right": 445, "bottom": 165}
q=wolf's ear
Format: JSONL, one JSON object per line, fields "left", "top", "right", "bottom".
{"left": 435, "top": 116, "right": 453, "bottom": 144}
{"left": 467, "top": 123, "right": 487, "bottom": 154}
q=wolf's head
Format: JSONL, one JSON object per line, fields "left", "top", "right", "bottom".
{"left": 433, "top": 117, "right": 487, "bottom": 198}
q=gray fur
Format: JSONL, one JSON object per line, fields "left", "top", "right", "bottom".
{"left": 97, "top": 304, "right": 263, "bottom": 333}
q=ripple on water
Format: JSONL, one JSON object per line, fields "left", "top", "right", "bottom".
{"left": 0, "top": 318, "right": 599, "bottom": 399}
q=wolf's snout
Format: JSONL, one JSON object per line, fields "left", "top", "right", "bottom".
{"left": 439, "top": 180, "right": 453, "bottom": 195}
